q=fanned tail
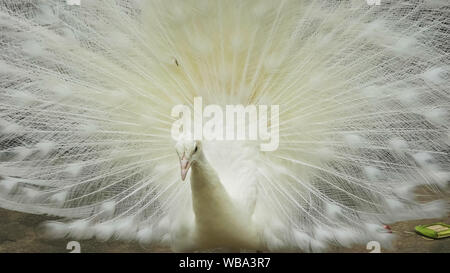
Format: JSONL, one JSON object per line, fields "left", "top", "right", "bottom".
{"left": 0, "top": 0, "right": 448, "bottom": 251}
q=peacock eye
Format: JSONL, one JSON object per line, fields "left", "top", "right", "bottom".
{"left": 194, "top": 146, "right": 198, "bottom": 153}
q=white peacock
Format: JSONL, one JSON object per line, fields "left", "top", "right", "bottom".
{"left": 0, "top": 0, "right": 448, "bottom": 252}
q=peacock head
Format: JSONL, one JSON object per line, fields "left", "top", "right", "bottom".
{"left": 175, "top": 134, "right": 202, "bottom": 181}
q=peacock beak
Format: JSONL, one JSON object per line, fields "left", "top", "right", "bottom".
{"left": 180, "top": 154, "right": 192, "bottom": 181}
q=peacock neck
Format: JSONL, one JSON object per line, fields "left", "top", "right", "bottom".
{"left": 189, "top": 152, "right": 239, "bottom": 243}
{"left": 190, "top": 151, "right": 229, "bottom": 213}
{"left": 188, "top": 150, "right": 260, "bottom": 250}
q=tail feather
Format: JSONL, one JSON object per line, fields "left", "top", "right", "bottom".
{"left": 0, "top": 0, "right": 448, "bottom": 251}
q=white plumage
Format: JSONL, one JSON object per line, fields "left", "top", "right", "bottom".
{"left": 0, "top": 0, "right": 449, "bottom": 252}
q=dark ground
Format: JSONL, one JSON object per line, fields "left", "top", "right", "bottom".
{"left": 0, "top": 208, "right": 448, "bottom": 253}
{"left": 0, "top": 187, "right": 448, "bottom": 253}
